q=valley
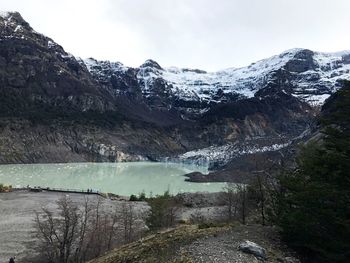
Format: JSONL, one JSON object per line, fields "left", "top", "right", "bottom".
{"left": 0, "top": 6, "right": 349, "bottom": 263}
{"left": 1, "top": 12, "right": 347, "bottom": 184}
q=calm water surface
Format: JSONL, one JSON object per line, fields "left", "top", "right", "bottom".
{"left": 0, "top": 162, "right": 226, "bottom": 196}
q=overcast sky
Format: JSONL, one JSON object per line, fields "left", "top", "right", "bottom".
{"left": 1, "top": 0, "right": 349, "bottom": 71}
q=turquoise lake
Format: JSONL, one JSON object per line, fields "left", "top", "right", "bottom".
{"left": 0, "top": 162, "right": 226, "bottom": 196}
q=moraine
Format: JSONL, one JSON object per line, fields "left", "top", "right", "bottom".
{"left": 0, "top": 162, "right": 226, "bottom": 196}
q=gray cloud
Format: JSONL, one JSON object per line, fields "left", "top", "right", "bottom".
{"left": 1, "top": 0, "right": 349, "bottom": 70}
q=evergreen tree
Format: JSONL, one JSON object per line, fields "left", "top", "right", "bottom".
{"left": 276, "top": 81, "right": 350, "bottom": 262}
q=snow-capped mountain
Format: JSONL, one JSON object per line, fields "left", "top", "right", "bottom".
{"left": 0, "top": 11, "right": 348, "bottom": 175}
{"left": 81, "top": 48, "right": 350, "bottom": 169}
{"left": 83, "top": 49, "right": 350, "bottom": 117}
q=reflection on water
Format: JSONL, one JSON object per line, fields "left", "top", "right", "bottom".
{"left": 0, "top": 162, "right": 226, "bottom": 196}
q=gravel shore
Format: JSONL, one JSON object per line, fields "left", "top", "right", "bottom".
{"left": 0, "top": 190, "right": 148, "bottom": 262}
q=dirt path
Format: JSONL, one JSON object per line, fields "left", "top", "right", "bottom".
{"left": 179, "top": 224, "right": 299, "bottom": 263}
{"left": 88, "top": 224, "right": 300, "bottom": 263}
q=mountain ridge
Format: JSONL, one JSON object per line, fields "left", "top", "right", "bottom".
{"left": 83, "top": 48, "right": 350, "bottom": 118}
{"left": 2, "top": 11, "right": 349, "bottom": 119}
{"left": 0, "top": 11, "right": 347, "bottom": 182}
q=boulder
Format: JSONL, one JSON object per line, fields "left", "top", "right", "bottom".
{"left": 238, "top": 240, "right": 267, "bottom": 259}
{"left": 280, "top": 257, "right": 301, "bottom": 263}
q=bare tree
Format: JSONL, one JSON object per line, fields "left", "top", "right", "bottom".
{"left": 84, "top": 197, "right": 103, "bottom": 259}
{"left": 165, "top": 198, "right": 180, "bottom": 227}
{"left": 251, "top": 171, "right": 267, "bottom": 225}
{"left": 120, "top": 202, "right": 136, "bottom": 243}
{"left": 222, "top": 183, "right": 239, "bottom": 221}
{"left": 222, "top": 183, "right": 249, "bottom": 224}
{"left": 35, "top": 196, "right": 80, "bottom": 263}
{"left": 249, "top": 150, "right": 293, "bottom": 225}
{"left": 106, "top": 205, "right": 119, "bottom": 250}
{"left": 35, "top": 195, "right": 137, "bottom": 263}
{"left": 73, "top": 197, "right": 92, "bottom": 263}
{"left": 236, "top": 184, "right": 248, "bottom": 225}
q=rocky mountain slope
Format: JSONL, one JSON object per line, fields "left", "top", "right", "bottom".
{"left": 0, "top": 12, "right": 115, "bottom": 116}
{"left": 84, "top": 48, "right": 350, "bottom": 117}
{"left": 0, "top": 11, "right": 349, "bottom": 180}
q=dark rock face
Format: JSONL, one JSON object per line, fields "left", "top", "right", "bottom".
{"left": 0, "top": 119, "right": 185, "bottom": 163}
{"left": 284, "top": 49, "right": 316, "bottom": 72}
{"left": 0, "top": 11, "right": 348, "bottom": 172}
{"left": 140, "top": 59, "right": 163, "bottom": 70}
{"left": 0, "top": 12, "right": 116, "bottom": 119}
{"left": 343, "top": 54, "right": 350, "bottom": 64}
{"left": 82, "top": 58, "right": 141, "bottom": 100}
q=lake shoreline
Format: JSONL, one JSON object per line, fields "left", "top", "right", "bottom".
{"left": 0, "top": 162, "right": 226, "bottom": 196}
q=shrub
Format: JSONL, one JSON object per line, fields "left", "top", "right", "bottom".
{"left": 129, "top": 191, "right": 147, "bottom": 201}
{"left": 0, "top": 184, "right": 12, "bottom": 192}
{"left": 146, "top": 190, "right": 179, "bottom": 230}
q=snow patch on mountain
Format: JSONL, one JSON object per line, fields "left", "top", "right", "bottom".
{"left": 137, "top": 64, "right": 161, "bottom": 97}
{"left": 174, "top": 140, "right": 291, "bottom": 169}
{"left": 159, "top": 49, "right": 301, "bottom": 104}
{"left": 0, "top": 11, "right": 18, "bottom": 28}
{"left": 0, "top": 11, "right": 11, "bottom": 19}
{"left": 0, "top": 11, "right": 37, "bottom": 41}
{"left": 83, "top": 48, "right": 350, "bottom": 111}
{"left": 173, "top": 126, "right": 312, "bottom": 169}
{"left": 137, "top": 49, "right": 350, "bottom": 106}
{"left": 84, "top": 58, "right": 128, "bottom": 74}
{"left": 290, "top": 51, "right": 350, "bottom": 105}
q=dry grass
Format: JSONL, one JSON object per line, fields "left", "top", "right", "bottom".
{"left": 88, "top": 224, "right": 231, "bottom": 263}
